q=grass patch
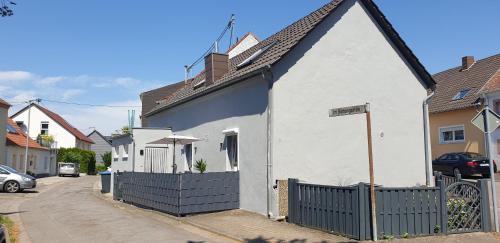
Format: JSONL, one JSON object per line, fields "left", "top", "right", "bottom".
{"left": 0, "top": 215, "right": 18, "bottom": 243}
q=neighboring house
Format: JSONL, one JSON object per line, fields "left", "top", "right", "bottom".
{"left": 87, "top": 130, "right": 112, "bottom": 164}
{"left": 143, "top": 0, "right": 435, "bottom": 216}
{"left": 5, "top": 118, "right": 52, "bottom": 177}
{"left": 139, "top": 32, "right": 260, "bottom": 127}
{"left": 428, "top": 54, "right": 500, "bottom": 160}
{"left": 11, "top": 103, "right": 94, "bottom": 150}
{"left": 0, "top": 98, "right": 10, "bottom": 164}
{"left": 110, "top": 128, "right": 172, "bottom": 193}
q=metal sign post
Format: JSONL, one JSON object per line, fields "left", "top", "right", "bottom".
{"left": 481, "top": 107, "right": 499, "bottom": 232}
{"left": 329, "top": 103, "right": 377, "bottom": 240}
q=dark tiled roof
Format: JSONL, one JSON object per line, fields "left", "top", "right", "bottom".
{"left": 429, "top": 54, "right": 500, "bottom": 113}
{"left": 145, "top": 0, "right": 434, "bottom": 117}
{"left": 12, "top": 104, "right": 94, "bottom": 144}
{"left": 140, "top": 81, "right": 185, "bottom": 118}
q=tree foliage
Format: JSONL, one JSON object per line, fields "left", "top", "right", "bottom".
{"left": 101, "top": 151, "right": 112, "bottom": 167}
{"left": 57, "top": 148, "right": 96, "bottom": 175}
{"left": 1, "top": 1, "right": 16, "bottom": 17}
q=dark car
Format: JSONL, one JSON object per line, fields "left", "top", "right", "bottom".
{"left": 433, "top": 152, "right": 497, "bottom": 178}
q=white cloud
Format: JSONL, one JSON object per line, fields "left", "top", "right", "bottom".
{"left": 36, "top": 76, "right": 65, "bottom": 85}
{"left": 61, "top": 89, "right": 84, "bottom": 101}
{"left": 9, "top": 91, "right": 37, "bottom": 103}
{"left": 61, "top": 100, "right": 142, "bottom": 135}
{"left": 0, "top": 71, "right": 34, "bottom": 82}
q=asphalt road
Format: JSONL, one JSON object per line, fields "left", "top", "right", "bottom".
{"left": 1, "top": 176, "right": 231, "bottom": 243}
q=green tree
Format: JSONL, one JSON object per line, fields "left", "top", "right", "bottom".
{"left": 1, "top": 1, "right": 15, "bottom": 17}
{"left": 101, "top": 152, "right": 112, "bottom": 167}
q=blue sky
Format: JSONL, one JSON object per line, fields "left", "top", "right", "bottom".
{"left": 0, "top": 0, "right": 499, "bottom": 134}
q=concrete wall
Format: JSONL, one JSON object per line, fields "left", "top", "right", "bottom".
{"left": 88, "top": 132, "right": 112, "bottom": 164}
{"left": 12, "top": 106, "right": 77, "bottom": 149}
{"left": 0, "top": 106, "right": 7, "bottom": 163}
{"left": 429, "top": 108, "right": 484, "bottom": 159}
{"left": 111, "top": 135, "right": 134, "bottom": 173}
{"left": 5, "top": 146, "right": 51, "bottom": 175}
{"left": 271, "top": 0, "right": 429, "bottom": 199}
{"left": 147, "top": 76, "right": 269, "bottom": 214}
{"left": 132, "top": 128, "right": 172, "bottom": 172}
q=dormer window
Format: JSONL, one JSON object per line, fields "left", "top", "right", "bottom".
{"left": 193, "top": 79, "right": 206, "bottom": 89}
{"left": 452, "top": 89, "right": 470, "bottom": 101}
{"left": 236, "top": 41, "right": 278, "bottom": 69}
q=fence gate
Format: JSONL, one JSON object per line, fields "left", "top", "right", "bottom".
{"left": 445, "top": 181, "right": 484, "bottom": 233}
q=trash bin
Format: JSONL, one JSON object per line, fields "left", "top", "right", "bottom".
{"left": 99, "top": 171, "right": 111, "bottom": 193}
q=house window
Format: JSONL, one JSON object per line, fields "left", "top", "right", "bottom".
{"left": 122, "top": 145, "right": 129, "bottom": 161}
{"left": 439, "top": 125, "right": 465, "bottom": 144}
{"left": 113, "top": 146, "right": 119, "bottom": 161}
{"left": 40, "top": 122, "right": 49, "bottom": 135}
{"left": 452, "top": 89, "right": 470, "bottom": 101}
{"left": 184, "top": 144, "right": 193, "bottom": 171}
{"left": 226, "top": 134, "right": 238, "bottom": 171}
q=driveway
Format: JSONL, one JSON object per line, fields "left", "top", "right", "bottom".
{"left": 1, "top": 176, "right": 233, "bottom": 243}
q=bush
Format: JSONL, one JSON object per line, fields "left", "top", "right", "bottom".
{"left": 194, "top": 159, "right": 207, "bottom": 173}
{"left": 101, "top": 152, "right": 112, "bottom": 167}
{"left": 57, "top": 148, "right": 96, "bottom": 175}
{"left": 96, "top": 164, "right": 107, "bottom": 173}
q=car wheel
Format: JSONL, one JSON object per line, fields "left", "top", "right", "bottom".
{"left": 453, "top": 168, "right": 461, "bottom": 177}
{"left": 4, "top": 181, "right": 20, "bottom": 193}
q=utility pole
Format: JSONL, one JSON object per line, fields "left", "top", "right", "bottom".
{"left": 24, "top": 98, "right": 41, "bottom": 174}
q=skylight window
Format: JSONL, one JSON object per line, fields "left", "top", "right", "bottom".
{"left": 452, "top": 89, "right": 471, "bottom": 101}
{"left": 193, "top": 79, "right": 206, "bottom": 89}
{"left": 6, "top": 124, "right": 17, "bottom": 133}
{"left": 236, "top": 41, "right": 278, "bottom": 68}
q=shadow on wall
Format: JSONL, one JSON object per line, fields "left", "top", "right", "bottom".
{"left": 154, "top": 77, "right": 269, "bottom": 131}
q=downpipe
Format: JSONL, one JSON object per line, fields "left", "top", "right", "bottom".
{"left": 263, "top": 65, "right": 274, "bottom": 218}
{"left": 423, "top": 92, "right": 434, "bottom": 187}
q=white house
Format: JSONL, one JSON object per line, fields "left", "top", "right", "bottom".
{"left": 11, "top": 103, "right": 94, "bottom": 150}
{"left": 5, "top": 118, "right": 53, "bottom": 176}
{"left": 142, "top": 0, "right": 435, "bottom": 217}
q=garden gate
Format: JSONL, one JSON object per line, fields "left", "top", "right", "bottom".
{"left": 444, "top": 181, "right": 487, "bottom": 234}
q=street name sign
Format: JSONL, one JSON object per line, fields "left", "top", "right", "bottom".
{"left": 329, "top": 104, "right": 368, "bottom": 117}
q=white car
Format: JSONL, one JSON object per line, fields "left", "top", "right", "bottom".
{"left": 58, "top": 163, "right": 80, "bottom": 177}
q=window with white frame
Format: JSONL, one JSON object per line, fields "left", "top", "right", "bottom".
{"left": 184, "top": 144, "right": 193, "bottom": 172}
{"left": 225, "top": 134, "right": 238, "bottom": 171}
{"left": 439, "top": 125, "right": 465, "bottom": 144}
{"left": 122, "top": 144, "right": 129, "bottom": 161}
{"left": 113, "top": 146, "right": 119, "bottom": 161}
{"left": 40, "top": 121, "right": 49, "bottom": 135}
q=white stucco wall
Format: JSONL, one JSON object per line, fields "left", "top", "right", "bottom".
{"left": 12, "top": 106, "right": 77, "bottom": 149}
{"left": 271, "top": 0, "right": 428, "bottom": 194}
{"left": 0, "top": 107, "right": 7, "bottom": 163}
{"left": 132, "top": 128, "right": 172, "bottom": 172}
{"left": 5, "top": 146, "right": 51, "bottom": 175}
{"left": 147, "top": 76, "right": 269, "bottom": 214}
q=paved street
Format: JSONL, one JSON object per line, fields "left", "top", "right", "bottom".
{"left": 0, "top": 176, "right": 232, "bottom": 243}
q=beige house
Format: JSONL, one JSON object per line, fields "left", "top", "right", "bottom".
{"left": 0, "top": 98, "right": 10, "bottom": 163}
{"left": 429, "top": 54, "right": 500, "bottom": 159}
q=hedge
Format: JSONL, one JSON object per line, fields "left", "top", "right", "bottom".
{"left": 57, "top": 148, "right": 96, "bottom": 175}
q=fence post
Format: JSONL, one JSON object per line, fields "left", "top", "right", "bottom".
{"left": 288, "top": 178, "right": 299, "bottom": 223}
{"left": 357, "top": 183, "right": 367, "bottom": 241}
{"left": 479, "top": 179, "right": 492, "bottom": 232}
{"left": 437, "top": 179, "right": 447, "bottom": 234}
{"left": 456, "top": 173, "right": 462, "bottom": 180}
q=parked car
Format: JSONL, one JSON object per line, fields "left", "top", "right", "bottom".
{"left": 433, "top": 152, "right": 497, "bottom": 178}
{"left": 0, "top": 225, "right": 6, "bottom": 243}
{"left": 58, "top": 162, "right": 80, "bottom": 177}
{"left": 0, "top": 165, "right": 37, "bottom": 193}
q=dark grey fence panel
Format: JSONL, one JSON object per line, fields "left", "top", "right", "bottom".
{"left": 288, "top": 179, "right": 362, "bottom": 240}
{"left": 114, "top": 171, "right": 239, "bottom": 216}
{"left": 375, "top": 187, "right": 441, "bottom": 237}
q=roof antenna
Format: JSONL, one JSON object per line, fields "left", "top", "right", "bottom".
{"left": 229, "top": 14, "right": 235, "bottom": 49}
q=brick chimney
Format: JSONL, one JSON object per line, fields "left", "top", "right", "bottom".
{"left": 461, "top": 56, "right": 475, "bottom": 70}
{"left": 205, "top": 52, "right": 229, "bottom": 86}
